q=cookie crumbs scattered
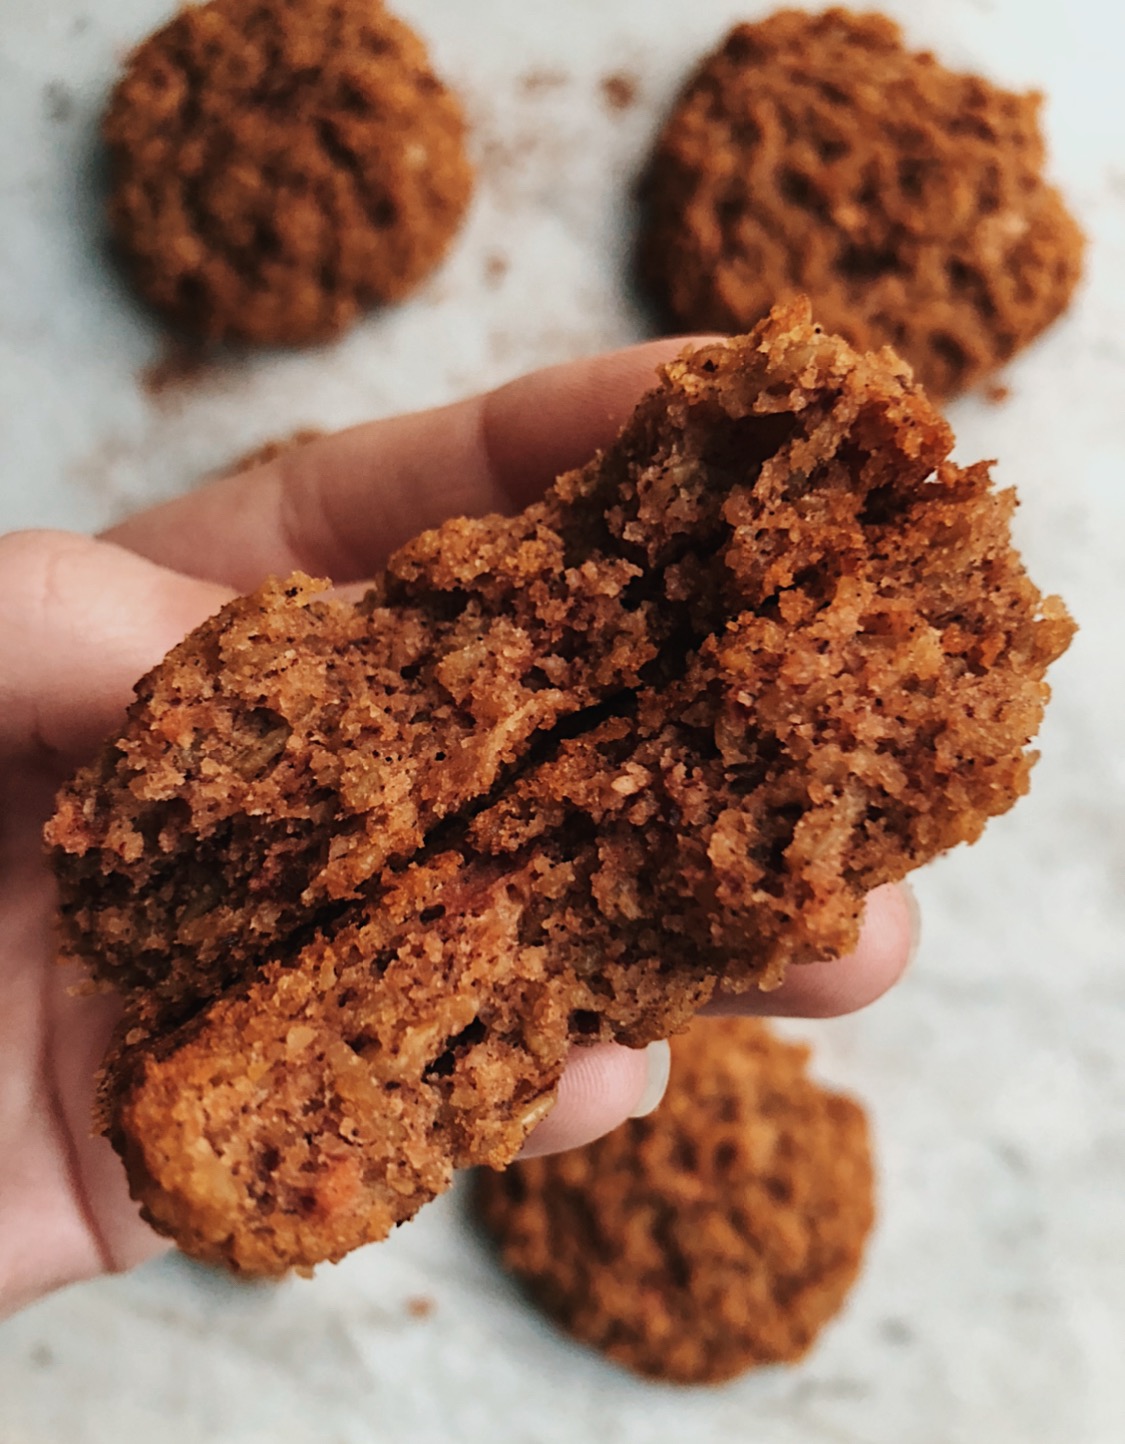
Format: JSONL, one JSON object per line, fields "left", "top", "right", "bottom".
{"left": 225, "top": 431, "right": 326, "bottom": 476}
{"left": 519, "top": 68, "right": 569, "bottom": 95}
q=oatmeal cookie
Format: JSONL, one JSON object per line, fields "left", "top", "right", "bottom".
{"left": 103, "top": 0, "right": 472, "bottom": 345}
{"left": 476, "top": 1018, "right": 874, "bottom": 1383}
{"left": 639, "top": 9, "right": 1084, "bottom": 397}
{"left": 47, "top": 302, "right": 1073, "bottom": 1273}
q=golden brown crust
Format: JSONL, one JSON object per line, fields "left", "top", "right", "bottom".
{"left": 103, "top": 0, "right": 473, "bottom": 345}
{"left": 640, "top": 9, "right": 1085, "bottom": 397}
{"left": 48, "top": 302, "right": 1073, "bottom": 1273}
{"left": 476, "top": 1018, "right": 875, "bottom": 1384}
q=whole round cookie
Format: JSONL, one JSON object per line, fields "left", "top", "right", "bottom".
{"left": 639, "top": 8, "right": 1084, "bottom": 398}
{"left": 475, "top": 1018, "right": 874, "bottom": 1384}
{"left": 103, "top": 0, "right": 473, "bottom": 345}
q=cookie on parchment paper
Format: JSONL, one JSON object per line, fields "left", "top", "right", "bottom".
{"left": 104, "top": 0, "right": 473, "bottom": 346}
{"left": 640, "top": 8, "right": 1084, "bottom": 398}
{"left": 476, "top": 1018, "right": 875, "bottom": 1384}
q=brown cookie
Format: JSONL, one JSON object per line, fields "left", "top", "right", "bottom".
{"left": 47, "top": 302, "right": 1072, "bottom": 1275}
{"left": 103, "top": 0, "right": 473, "bottom": 345}
{"left": 476, "top": 1018, "right": 875, "bottom": 1384}
{"left": 639, "top": 9, "right": 1084, "bottom": 398}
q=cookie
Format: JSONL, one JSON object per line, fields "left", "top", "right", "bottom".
{"left": 476, "top": 1018, "right": 874, "bottom": 1383}
{"left": 103, "top": 0, "right": 473, "bottom": 345}
{"left": 47, "top": 301, "right": 1073, "bottom": 1273}
{"left": 639, "top": 9, "right": 1084, "bottom": 398}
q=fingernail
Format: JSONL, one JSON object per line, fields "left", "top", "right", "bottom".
{"left": 628, "top": 1039, "right": 672, "bottom": 1118}
{"left": 900, "top": 878, "right": 922, "bottom": 970}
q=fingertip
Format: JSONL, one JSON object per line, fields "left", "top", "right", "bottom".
{"left": 484, "top": 335, "right": 727, "bottom": 509}
{"left": 627, "top": 1038, "right": 671, "bottom": 1119}
{"left": 706, "top": 880, "right": 920, "bottom": 1020}
{"left": 820, "top": 879, "right": 919, "bottom": 1015}
{"left": 518, "top": 1039, "right": 667, "bottom": 1159}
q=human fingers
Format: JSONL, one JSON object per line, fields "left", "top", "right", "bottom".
{"left": 704, "top": 882, "right": 919, "bottom": 1020}
{"left": 42, "top": 959, "right": 172, "bottom": 1279}
{"left": 0, "top": 530, "right": 232, "bottom": 766}
{"left": 518, "top": 1040, "right": 672, "bottom": 1159}
{"left": 104, "top": 337, "right": 717, "bottom": 592}
{"left": 519, "top": 883, "right": 915, "bottom": 1158}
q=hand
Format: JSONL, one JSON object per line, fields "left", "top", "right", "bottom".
{"left": 0, "top": 340, "right": 916, "bottom": 1317}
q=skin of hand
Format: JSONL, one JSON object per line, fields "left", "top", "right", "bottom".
{"left": 0, "top": 340, "right": 916, "bottom": 1319}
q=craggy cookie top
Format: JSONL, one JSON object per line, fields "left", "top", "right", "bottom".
{"left": 476, "top": 1018, "right": 875, "bottom": 1384}
{"left": 640, "top": 8, "right": 1084, "bottom": 397}
{"left": 48, "top": 303, "right": 1073, "bottom": 1274}
{"left": 103, "top": 0, "right": 473, "bottom": 345}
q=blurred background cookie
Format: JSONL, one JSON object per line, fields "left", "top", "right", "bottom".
{"left": 476, "top": 1017, "right": 875, "bottom": 1385}
{"left": 103, "top": 0, "right": 473, "bottom": 346}
{"left": 638, "top": 8, "right": 1084, "bottom": 398}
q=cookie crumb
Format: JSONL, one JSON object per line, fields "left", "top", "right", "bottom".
{"left": 984, "top": 381, "right": 1011, "bottom": 405}
{"left": 29, "top": 1344, "right": 55, "bottom": 1370}
{"left": 43, "top": 81, "right": 74, "bottom": 124}
{"left": 224, "top": 431, "right": 325, "bottom": 476}
{"left": 600, "top": 72, "right": 638, "bottom": 112}
{"left": 483, "top": 252, "right": 509, "bottom": 288}
{"left": 405, "top": 1295, "right": 435, "bottom": 1319}
{"left": 139, "top": 340, "right": 216, "bottom": 399}
{"left": 519, "top": 68, "right": 569, "bottom": 95}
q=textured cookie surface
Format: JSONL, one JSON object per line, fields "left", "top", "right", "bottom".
{"left": 476, "top": 1018, "right": 874, "bottom": 1383}
{"left": 47, "top": 302, "right": 1073, "bottom": 1274}
{"left": 103, "top": 0, "right": 472, "bottom": 345}
{"left": 640, "top": 8, "right": 1084, "bottom": 397}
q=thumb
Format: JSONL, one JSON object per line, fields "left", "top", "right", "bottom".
{"left": 0, "top": 530, "right": 233, "bottom": 765}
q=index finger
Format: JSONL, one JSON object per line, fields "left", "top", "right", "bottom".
{"left": 105, "top": 338, "right": 713, "bottom": 592}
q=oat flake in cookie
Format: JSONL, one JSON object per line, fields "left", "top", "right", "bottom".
{"left": 47, "top": 302, "right": 1073, "bottom": 1275}
{"left": 103, "top": 0, "right": 473, "bottom": 345}
{"left": 476, "top": 1018, "right": 874, "bottom": 1384}
{"left": 640, "top": 8, "right": 1085, "bottom": 398}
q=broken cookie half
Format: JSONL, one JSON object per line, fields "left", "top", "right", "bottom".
{"left": 46, "top": 301, "right": 1073, "bottom": 1275}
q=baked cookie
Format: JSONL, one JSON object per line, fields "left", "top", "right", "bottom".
{"left": 476, "top": 1017, "right": 874, "bottom": 1383}
{"left": 103, "top": 0, "right": 473, "bottom": 345}
{"left": 47, "top": 302, "right": 1073, "bottom": 1274}
{"left": 639, "top": 9, "right": 1084, "bottom": 398}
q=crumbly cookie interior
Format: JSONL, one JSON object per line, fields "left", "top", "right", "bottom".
{"left": 48, "top": 302, "right": 1073, "bottom": 1272}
